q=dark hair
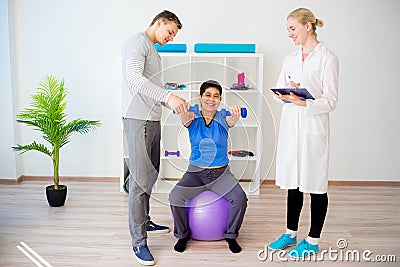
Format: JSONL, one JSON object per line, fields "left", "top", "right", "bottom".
{"left": 150, "top": 10, "right": 182, "bottom": 29}
{"left": 200, "top": 80, "right": 222, "bottom": 96}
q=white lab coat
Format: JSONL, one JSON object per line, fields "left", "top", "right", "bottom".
{"left": 275, "top": 42, "right": 339, "bottom": 193}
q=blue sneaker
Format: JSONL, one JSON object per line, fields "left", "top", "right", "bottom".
{"left": 288, "top": 239, "right": 319, "bottom": 259}
{"left": 268, "top": 234, "right": 297, "bottom": 250}
{"left": 146, "top": 221, "right": 170, "bottom": 234}
{"left": 133, "top": 245, "right": 155, "bottom": 266}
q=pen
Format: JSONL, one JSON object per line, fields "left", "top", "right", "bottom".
{"left": 287, "top": 76, "right": 293, "bottom": 87}
{"left": 287, "top": 75, "right": 300, "bottom": 88}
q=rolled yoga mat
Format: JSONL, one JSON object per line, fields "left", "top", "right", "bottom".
{"left": 194, "top": 43, "right": 256, "bottom": 53}
{"left": 155, "top": 43, "right": 187, "bottom": 53}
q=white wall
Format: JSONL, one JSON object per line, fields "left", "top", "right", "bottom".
{"left": 2, "top": 0, "right": 400, "bottom": 181}
{"left": 0, "top": 0, "right": 19, "bottom": 179}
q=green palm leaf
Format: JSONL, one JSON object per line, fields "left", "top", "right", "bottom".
{"left": 12, "top": 141, "right": 52, "bottom": 157}
{"left": 13, "top": 75, "right": 101, "bottom": 189}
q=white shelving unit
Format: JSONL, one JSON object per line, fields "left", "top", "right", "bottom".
{"left": 123, "top": 53, "right": 264, "bottom": 195}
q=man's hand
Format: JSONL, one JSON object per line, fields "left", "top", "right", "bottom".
{"left": 167, "top": 94, "right": 187, "bottom": 112}
{"left": 174, "top": 101, "right": 191, "bottom": 114}
{"left": 176, "top": 102, "right": 194, "bottom": 127}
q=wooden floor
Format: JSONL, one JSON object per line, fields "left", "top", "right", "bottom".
{"left": 0, "top": 181, "right": 399, "bottom": 267}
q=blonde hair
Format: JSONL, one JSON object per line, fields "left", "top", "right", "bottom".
{"left": 288, "top": 8, "right": 323, "bottom": 36}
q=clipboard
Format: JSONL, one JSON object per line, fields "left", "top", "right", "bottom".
{"left": 271, "top": 88, "right": 315, "bottom": 103}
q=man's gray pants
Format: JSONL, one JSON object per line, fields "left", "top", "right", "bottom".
{"left": 123, "top": 118, "right": 160, "bottom": 247}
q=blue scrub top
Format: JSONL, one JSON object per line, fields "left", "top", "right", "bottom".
{"left": 188, "top": 111, "right": 229, "bottom": 167}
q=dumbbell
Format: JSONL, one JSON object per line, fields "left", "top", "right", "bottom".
{"left": 174, "top": 104, "right": 247, "bottom": 118}
{"left": 165, "top": 150, "right": 180, "bottom": 157}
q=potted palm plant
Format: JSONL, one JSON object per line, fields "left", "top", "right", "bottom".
{"left": 12, "top": 75, "right": 101, "bottom": 207}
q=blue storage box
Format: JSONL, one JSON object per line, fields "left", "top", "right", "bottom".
{"left": 155, "top": 43, "right": 187, "bottom": 53}
{"left": 194, "top": 43, "right": 256, "bottom": 53}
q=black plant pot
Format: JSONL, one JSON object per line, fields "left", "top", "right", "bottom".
{"left": 46, "top": 185, "right": 67, "bottom": 207}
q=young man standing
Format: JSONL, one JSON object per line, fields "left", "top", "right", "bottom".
{"left": 122, "top": 10, "right": 187, "bottom": 266}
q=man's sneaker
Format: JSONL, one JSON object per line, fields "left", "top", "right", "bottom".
{"left": 288, "top": 239, "right": 319, "bottom": 259}
{"left": 146, "top": 221, "right": 170, "bottom": 234}
{"left": 133, "top": 245, "right": 155, "bottom": 266}
{"left": 268, "top": 234, "right": 297, "bottom": 250}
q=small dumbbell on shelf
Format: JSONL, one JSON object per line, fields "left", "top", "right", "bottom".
{"left": 165, "top": 150, "right": 180, "bottom": 157}
{"left": 228, "top": 150, "right": 254, "bottom": 157}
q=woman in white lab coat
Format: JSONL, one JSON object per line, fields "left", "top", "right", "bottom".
{"left": 269, "top": 8, "right": 339, "bottom": 259}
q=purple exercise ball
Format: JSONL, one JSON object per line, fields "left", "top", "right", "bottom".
{"left": 187, "top": 191, "right": 231, "bottom": 241}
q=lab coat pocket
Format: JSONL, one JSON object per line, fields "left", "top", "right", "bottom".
{"left": 280, "top": 104, "right": 298, "bottom": 135}
{"left": 306, "top": 113, "right": 329, "bottom": 136}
